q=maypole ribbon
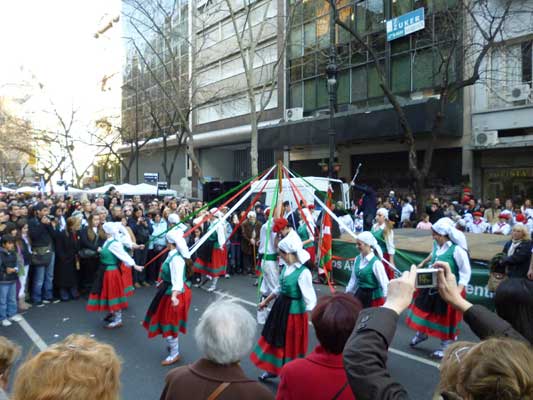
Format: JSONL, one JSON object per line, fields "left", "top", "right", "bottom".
{"left": 284, "top": 166, "right": 402, "bottom": 277}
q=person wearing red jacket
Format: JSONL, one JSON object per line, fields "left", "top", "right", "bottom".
{"left": 275, "top": 294, "right": 361, "bottom": 400}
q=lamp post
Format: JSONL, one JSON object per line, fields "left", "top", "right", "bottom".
{"left": 326, "top": 0, "right": 338, "bottom": 179}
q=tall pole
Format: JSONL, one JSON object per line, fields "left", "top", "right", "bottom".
{"left": 135, "top": 88, "right": 139, "bottom": 184}
{"left": 326, "top": 0, "right": 338, "bottom": 179}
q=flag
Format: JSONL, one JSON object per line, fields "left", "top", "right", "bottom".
{"left": 318, "top": 187, "right": 333, "bottom": 276}
{"left": 39, "top": 176, "right": 46, "bottom": 193}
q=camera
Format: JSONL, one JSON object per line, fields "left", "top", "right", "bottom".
{"left": 415, "top": 268, "right": 438, "bottom": 289}
{"left": 47, "top": 215, "right": 56, "bottom": 221}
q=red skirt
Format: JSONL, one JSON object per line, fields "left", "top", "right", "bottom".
{"left": 383, "top": 253, "right": 395, "bottom": 280}
{"left": 405, "top": 289, "right": 466, "bottom": 341}
{"left": 86, "top": 268, "right": 128, "bottom": 312}
{"left": 143, "top": 287, "right": 192, "bottom": 338}
{"left": 120, "top": 263, "right": 134, "bottom": 297}
{"left": 250, "top": 313, "right": 308, "bottom": 375}
{"left": 193, "top": 247, "right": 227, "bottom": 277}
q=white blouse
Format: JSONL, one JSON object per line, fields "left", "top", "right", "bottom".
{"left": 435, "top": 241, "right": 471, "bottom": 286}
{"left": 106, "top": 239, "right": 135, "bottom": 267}
{"left": 167, "top": 249, "right": 185, "bottom": 293}
{"left": 345, "top": 252, "right": 389, "bottom": 297}
{"left": 373, "top": 223, "right": 395, "bottom": 255}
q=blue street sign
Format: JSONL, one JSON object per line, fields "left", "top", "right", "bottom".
{"left": 386, "top": 8, "right": 425, "bottom": 41}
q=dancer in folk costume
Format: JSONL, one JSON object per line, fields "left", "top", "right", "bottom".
{"left": 257, "top": 208, "right": 280, "bottom": 324}
{"left": 86, "top": 222, "right": 143, "bottom": 329}
{"left": 193, "top": 208, "right": 227, "bottom": 292}
{"left": 251, "top": 224, "right": 317, "bottom": 381}
{"left": 492, "top": 211, "right": 512, "bottom": 235}
{"left": 115, "top": 219, "right": 137, "bottom": 297}
{"left": 297, "top": 205, "right": 316, "bottom": 266}
{"left": 143, "top": 230, "right": 192, "bottom": 366}
{"left": 371, "top": 208, "right": 396, "bottom": 279}
{"left": 345, "top": 231, "right": 389, "bottom": 308}
{"left": 406, "top": 217, "right": 471, "bottom": 359}
{"left": 467, "top": 211, "right": 489, "bottom": 233}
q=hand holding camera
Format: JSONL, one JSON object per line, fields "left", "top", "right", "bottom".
{"left": 383, "top": 265, "right": 417, "bottom": 315}
{"left": 433, "top": 261, "right": 472, "bottom": 313}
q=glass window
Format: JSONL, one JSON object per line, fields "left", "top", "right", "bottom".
{"left": 338, "top": 70, "right": 350, "bottom": 104}
{"left": 316, "top": 15, "right": 330, "bottom": 48}
{"left": 304, "top": 21, "right": 317, "bottom": 49}
{"left": 392, "top": 0, "right": 412, "bottom": 17}
{"left": 368, "top": 63, "right": 384, "bottom": 98}
{"left": 317, "top": 52, "right": 328, "bottom": 76}
{"left": 317, "top": 77, "right": 329, "bottom": 109}
{"left": 197, "top": 103, "right": 221, "bottom": 124}
{"left": 256, "top": 90, "right": 278, "bottom": 110}
{"left": 201, "top": 26, "right": 220, "bottom": 48}
{"left": 303, "top": 0, "right": 317, "bottom": 21}
{"left": 290, "top": 82, "right": 303, "bottom": 108}
{"left": 221, "top": 20, "right": 234, "bottom": 40}
{"left": 365, "top": 0, "right": 384, "bottom": 34}
{"left": 290, "top": 59, "right": 303, "bottom": 81}
{"left": 198, "top": 65, "right": 220, "bottom": 86}
{"left": 316, "top": 0, "right": 330, "bottom": 17}
{"left": 303, "top": 53, "right": 316, "bottom": 78}
{"left": 351, "top": 41, "right": 367, "bottom": 65}
{"left": 337, "top": 6, "right": 353, "bottom": 44}
{"left": 391, "top": 37, "right": 410, "bottom": 54}
{"left": 221, "top": 57, "right": 244, "bottom": 79}
{"left": 289, "top": 28, "right": 303, "bottom": 59}
{"left": 412, "top": 49, "right": 433, "bottom": 90}
{"left": 304, "top": 79, "right": 316, "bottom": 110}
{"left": 522, "top": 41, "right": 532, "bottom": 84}
{"left": 355, "top": 2, "right": 367, "bottom": 35}
{"left": 351, "top": 65, "right": 367, "bottom": 101}
{"left": 391, "top": 54, "right": 411, "bottom": 93}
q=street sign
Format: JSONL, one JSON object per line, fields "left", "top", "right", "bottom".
{"left": 157, "top": 182, "right": 168, "bottom": 190}
{"left": 386, "top": 8, "right": 425, "bottom": 42}
{"left": 144, "top": 172, "right": 159, "bottom": 183}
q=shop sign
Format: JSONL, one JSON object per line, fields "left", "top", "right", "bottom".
{"left": 485, "top": 168, "right": 533, "bottom": 179}
{"left": 386, "top": 8, "right": 425, "bottom": 41}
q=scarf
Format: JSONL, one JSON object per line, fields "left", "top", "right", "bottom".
{"left": 507, "top": 240, "right": 521, "bottom": 256}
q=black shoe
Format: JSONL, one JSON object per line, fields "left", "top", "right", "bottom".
{"left": 103, "top": 313, "right": 114, "bottom": 323}
{"left": 258, "top": 372, "right": 277, "bottom": 382}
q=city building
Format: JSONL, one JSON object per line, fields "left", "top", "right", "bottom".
{"left": 468, "top": 1, "right": 533, "bottom": 201}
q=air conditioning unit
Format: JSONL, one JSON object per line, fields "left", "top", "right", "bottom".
{"left": 284, "top": 107, "right": 303, "bottom": 122}
{"left": 507, "top": 84, "right": 531, "bottom": 102}
{"left": 474, "top": 130, "right": 499, "bottom": 147}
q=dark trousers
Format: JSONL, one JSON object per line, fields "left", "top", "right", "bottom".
{"left": 133, "top": 247, "right": 148, "bottom": 283}
{"left": 146, "top": 247, "right": 165, "bottom": 283}
{"left": 242, "top": 252, "right": 256, "bottom": 275}
{"left": 79, "top": 257, "right": 99, "bottom": 290}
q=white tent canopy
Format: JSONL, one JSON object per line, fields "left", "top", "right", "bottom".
{"left": 87, "top": 183, "right": 178, "bottom": 197}
{"left": 87, "top": 184, "right": 114, "bottom": 194}
{"left": 0, "top": 186, "right": 15, "bottom": 192}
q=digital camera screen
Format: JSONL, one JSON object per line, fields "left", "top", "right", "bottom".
{"left": 417, "top": 272, "right": 433, "bottom": 286}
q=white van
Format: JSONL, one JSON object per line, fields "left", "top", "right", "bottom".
{"left": 250, "top": 177, "right": 350, "bottom": 211}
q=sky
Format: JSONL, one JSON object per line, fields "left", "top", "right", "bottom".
{"left": 0, "top": 0, "right": 123, "bottom": 183}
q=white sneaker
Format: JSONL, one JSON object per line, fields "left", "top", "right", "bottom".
{"left": 10, "top": 314, "right": 23, "bottom": 322}
{"left": 1, "top": 319, "right": 12, "bottom": 327}
{"left": 206, "top": 285, "right": 216, "bottom": 292}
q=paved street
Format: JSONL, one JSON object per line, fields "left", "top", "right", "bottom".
{"left": 2, "top": 275, "right": 477, "bottom": 399}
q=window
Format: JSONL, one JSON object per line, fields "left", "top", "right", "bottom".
{"left": 304, "top": 21, "right": 317, "bottom": 49}
{"left": 392, "top": 0, "right": 412, "bottom": 17}
{"left": 221, "top": 57, "right": 244, "bottom": 79}
{"left": 304, "top": 79, "right": 316, "bottom": 111}
{"left": 316, "top": 16, "right": 330, "bottom": 48}
{"left": 201, "top": 26, "right": 220, "bottom": 48}
{"left": 351, "top": 66, "right": 367, "bottom": 101}
{"left": 290, "top": 82, "right": 303, "bottom": 108}
{"left": 197, "top": 103, "right": 221, "bottom": 124}
{"left": 197, "top": 65, "right": 220, "bottom": 87}
{"left": 255, "top": 44, "right": 277, "bottom": 67}
{"left": 412, "top": 49, "right": 433, "bottom": 90}
{"left": 289, "top": 28, "right": 303, "bottom": 59}
{"left": 367, "top": 63, "right": 384, "bottom": 98}
{"left": 392, "top": 54, "right": 411, "bottom": 93}
{"left": 338, "top": 70, "right": 350, "bottom": 104}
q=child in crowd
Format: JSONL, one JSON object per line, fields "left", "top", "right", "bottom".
{"left": 0, "top": 235, "right": 23, "bottom": 326}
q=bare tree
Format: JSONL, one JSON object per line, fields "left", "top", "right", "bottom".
{"left": 332, "top": 0, "right": 516, "bottom": 208}
{"left": 123, "top": 0, "right": 208, "bottom": 187}
{"left": 197, "top": 0, "right": 296, "bottom": 175}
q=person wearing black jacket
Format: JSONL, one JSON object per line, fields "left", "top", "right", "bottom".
{"left": 78, "top": 214, "right": 106, "bottom": 292}
{"left": 0, "top": 235, "right": 22, "bottom": 326}
{"left": 351, "top": 183, "right": 377, "bottom": 231}
{"left": 343, "top": 263, "right": 531, "bottom": 400}
{"left": 52, "top": 217, "right": 81, "bottom": 301}
{"left": 28, "top": 203, "right": 57, "bottom": 306}
{"left": 128, "top": 207, "right": 153, "bottom": 287}
{"left": 494, "top": 224, "right": 533, "bottom": 343}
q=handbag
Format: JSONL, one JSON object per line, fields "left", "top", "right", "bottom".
{"left": 31, "top": 246, "right": 52, "bottom": 266}
{"left": 487, "top": 252, "right": 506, "bottom": 292}
{"left": 78, "top": 248, "right": 98, "bottom": 259}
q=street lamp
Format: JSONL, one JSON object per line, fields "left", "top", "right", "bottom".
{"left": 326, "top": 0, "right": 338, "bottom": 180}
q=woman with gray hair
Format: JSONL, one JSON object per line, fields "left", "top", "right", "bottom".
{"left": 160, "top": 300, "right": 274, "bottom": 400}
{"left": 345, "top": 231, "right": 389, "bottom": 308}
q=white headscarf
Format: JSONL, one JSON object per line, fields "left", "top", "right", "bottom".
{"left": 210, "top": 208, "right": 223, "bottom": 219}
{"left": 357, "top": 231, "right": 383, "bottom": 259}
{"left": 278, "top": 233, "right": 310, "bottom": 266}
{"left": 166, "top": 230, "right": 181, "bottom": 245}
{"left": 377, "top": 208, "right": 389, "bottom": 220}
{"left": 432, "top": 218, "right": 468, "bottom": 251}
{"left": 247, "top": 211, "right": 256, "bottom": 219}
{"left": 103, "top": 222, "right": 120, "bottom": 238}
{"left": 168, "top": 213, "right": 180, "bottom": 225}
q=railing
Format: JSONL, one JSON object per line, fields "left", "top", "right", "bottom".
{"left": 487, "top": 81, "right": 533, "bottom": 110}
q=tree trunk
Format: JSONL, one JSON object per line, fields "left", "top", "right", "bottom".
{"left": 250, "top": 103, "right": 259, "bottom": 176}
{"left": 413, "top": 175, "right": 428, "bottom": 219}
{"left": 122, "top": 167, "right": 131, "bottom": 183}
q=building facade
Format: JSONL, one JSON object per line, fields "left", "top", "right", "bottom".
{"left": 469, "top": 1, "right": 533, "bottom": 201}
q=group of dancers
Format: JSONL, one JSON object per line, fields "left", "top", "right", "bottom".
{"left": 84, "top": 197, "right": 471, "bottom": 369}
